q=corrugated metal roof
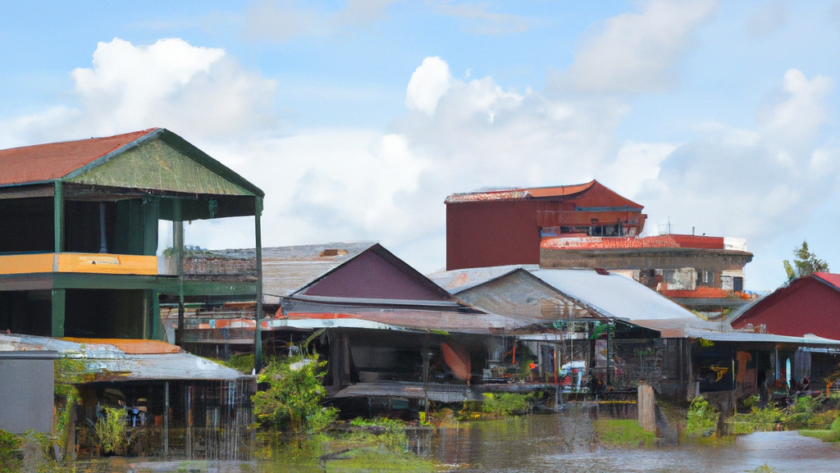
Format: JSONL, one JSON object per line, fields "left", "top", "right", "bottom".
{"left": 427, "top": 265, "right": 537, "bottom": 294}
{"left": 0, "top": 129, "right": 156, "bottom": 186}
{"left": 0, "top": 333, "right": 245, "bottom": 381}
{"left": 213, "top": 242, "right": 376, "bottom": 301}
{"left": 428, "top": 266, "right": 599, "bottom": 320}
{"left": 633, "top": 318, "right": 840, "bottom": 345}
{"left": 529, "top": 269, "right": 695, "bottom": 321}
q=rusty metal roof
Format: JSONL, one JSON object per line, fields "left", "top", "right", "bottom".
{"left": 0, "top": 333, "right": 245, "bottom": 381}
{"left": 428, "top": 265, "right": 537, "bottom": 294}
{"left": 0, "top": 129, "right": 156, "bottom": 186}
{"left": 444, "top": 180, "right": 644, "bottom": 209}
{"left": 214, "top": 242, "right": 376, "bottom": 302}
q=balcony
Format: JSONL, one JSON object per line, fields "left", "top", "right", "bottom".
{"left": 0, "top": 253, "right": 158, "bottom": 276}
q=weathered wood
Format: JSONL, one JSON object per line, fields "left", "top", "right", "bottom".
{"left": 637, "top": 383, "right": 656, "bottom": 432}
{"left": 254, "top": 196, "right": 264, "bottom": 372}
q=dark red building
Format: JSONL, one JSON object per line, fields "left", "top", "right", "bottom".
{"left": 445, "top": 180, "right": 647, "bottom": 270}
{"left": 731, "top": 273, "right": 840, "bottom": 340}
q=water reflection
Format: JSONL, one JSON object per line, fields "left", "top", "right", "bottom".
{"left": 64, "top": 403, "right": 840, "bottom": 472}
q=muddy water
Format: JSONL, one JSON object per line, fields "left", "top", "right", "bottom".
{"left": 425, "top": 404, "right": 840, "bottom": 472}
{"left": 81, "top": 403, "right": 840, "bottom": 472}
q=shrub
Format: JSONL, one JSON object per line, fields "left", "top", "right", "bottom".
{"left": 480, "top": 392, "right": 534, "bottom": 416}
{"left": 0, "top": 429, "right": 21, "bottom": 471}
{"left": 94, "top": 407, "right": 130, "bottom": 454}
{"left": 686, "top": 397, "right": 719, "bottom": 437}
{"left": 224, "top": 353, "right": 256, "bottom": 374}
{"left": 252, "top": 354, "right": 338, "bottom": 433}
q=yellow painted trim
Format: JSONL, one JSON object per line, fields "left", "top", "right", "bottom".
{"left": 0, "top": 254, "right": 54, "bottom": 275}
{"left": 56, "top": 253, "right": 158, "bottom": 275}
{"left": 0, "top": 253, "right": 158, "bottom": 276}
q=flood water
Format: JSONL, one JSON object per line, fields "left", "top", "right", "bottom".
{"left": 422, "top": 404, "right": 840, "bottom": 472}
{"left": 88, "top": 403, "right": 840, "bottom": 472}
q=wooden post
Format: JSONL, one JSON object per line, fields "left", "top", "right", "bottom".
{"left": 163, "top": 381, "right": 169, "bottom": 458}
{"left": 51, "top": 289, "right": 65, "bottom": 338}
{"left": 637, "top": 383, "right": 656, "bottom": 432}
{"left": 174, "top": 199, "right": 185, "bottom": 347}
{"left": 254, "top": 197, "right": 264, "bottom": 373}
{"left": 606, "top": 322, "right": 612, "bottom": 387}
{"left": 54, "top": 181, "right": 64, "bottom": 252}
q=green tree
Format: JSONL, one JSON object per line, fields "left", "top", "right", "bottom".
{"left": 783, "top": 241, "right": 829, "bottom": 281}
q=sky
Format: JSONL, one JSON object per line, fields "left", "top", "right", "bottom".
{"left": 2, "top": 0, "right": 840, "bottom": 291}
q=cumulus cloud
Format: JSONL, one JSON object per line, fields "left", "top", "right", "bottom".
{"left": 2, "top": 38, "right": 276, "bottom": 146}
{"left": 638, "top": 69, "right": 836, "bottom": 250}
{"left": 244, "top": 0, "right": 399, "bottom": 42}
{"left": 745, "top": 1, "right": 787, "bottom": 38}
{"left": 559, "top": 0, "right": 718, "bottom": 94}
{"left": 406, "top": 57, "right": 453, "bottom": 115}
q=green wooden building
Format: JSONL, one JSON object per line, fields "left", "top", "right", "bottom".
{"left": 0, "top": 128, "right": 265, "bottom": 356}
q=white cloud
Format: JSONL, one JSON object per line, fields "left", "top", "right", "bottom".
{"left": 560, "top": 0, "right": 718, "bottom": 94}
{"left": 638, "top": 69, "right": 837, "bottom": 252}
{"left": 2, "top": 38, "right": 276, "bottom": 146}
{"left": 406, "top": 57, "right": 453, "bottom": 115}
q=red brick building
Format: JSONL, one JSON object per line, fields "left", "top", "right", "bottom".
{"left": 445, "top": 180, "right": 754, "bottom": 315}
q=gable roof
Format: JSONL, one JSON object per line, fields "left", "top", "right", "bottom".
{"left": 0, "top": 129, "right": 155, "bottom": 187}
{"left": 444, "top": 180, "right": 643, "bottom": 209}
{"left": 729, "top": 272, "right": 840, "bottom": 327}
{"left": 295, "top": 244, "right": 455, "bottom": 302}
{"left": 427, "top": 265, "right": 537, "bottom": 294}
{"left": 0, "top": 128, "right": 263, "bottom": 197}
{"left": 213, "top": 242, "right": 376, "bottom": 302}
{"left": 529, "top": 269, "right": 695, "bottom": 321}
{"left": 429, "top": 265, "right": 601, "bottom": 320}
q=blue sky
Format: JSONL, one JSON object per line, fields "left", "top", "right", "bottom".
{"left": 2, "top": 0, "right": 840, "bottom": 290}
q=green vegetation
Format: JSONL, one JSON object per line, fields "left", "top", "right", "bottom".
{"left": 0, "top": 429, "right": 20, "bottom": 472}
{"left": 223, "top": 353, "right": 256, "bottom": 374}
{"left": 729, "top": 395, "right": 840, "bottom": 434}
{"left": 784, "top": 240, "right": 829, "bottom": 281}
{"left": 752, "top": 464, "right": 777, "bottom": 473}
{"left": 593, "top": 419, "right": 656, "bottom": 448}
{"left": 94, "top": 407, "right": 131, "bottom": 455}
{"left": 252, "top": 354, "right": 338, "bottom": 433}
{"left": 685, "top": 397, "right": 719, "bottom": 438}
{"left": 799, "top": 416, "right": 840, "bottom": 442}
{"left": 480, "top": 392, "right": 536, "bottom": 416}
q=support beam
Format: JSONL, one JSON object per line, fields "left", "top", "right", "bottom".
{"left": 54, "top": 181, "right": 64, "bottom": 253}
{"left": 51, "top": 289, "right": 65, "bottom": 338}
{"left": 174, "top": 199, "right": 185, "bottom": 347}
{"left": 151, "top": 290, "right": 162, "bottom": 341}
{"left": 254, "top": 196, "right": 264, "bottom": 373}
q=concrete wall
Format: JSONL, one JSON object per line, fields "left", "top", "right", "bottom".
{"left": 0, "top": 355, "right": 55, "bottom": 434}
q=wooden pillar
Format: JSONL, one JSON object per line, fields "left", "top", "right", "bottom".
{"left": 254, "top": 197, "right": 264, "bottom": 373}
{"left": 638, "top": 383, "right": 656, "bottom": 432}
{"left": 173, "top": 199, "right": 185, "bottom": 347}
{"left": 151, "top": 291, "right": 162, "bottom": 341}
{"left": 163, "top": 381, "right": 169, "bottom": 458}
{"left": 51, "top": 289, "right": 65, "bottom": 338}
{"left": 54, "top": 181, "right": 64, "bottom": 252}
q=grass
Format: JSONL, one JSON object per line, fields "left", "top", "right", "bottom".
{"left": 799, "top": 430, "right": 838, "bottom": 442}
{"left": 593, "top": 419, "right": 656, "bottom": 448}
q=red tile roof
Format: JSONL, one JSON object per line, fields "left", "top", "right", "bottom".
{"left": 0, "top": 129, "right": 157, "bottom": 187}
